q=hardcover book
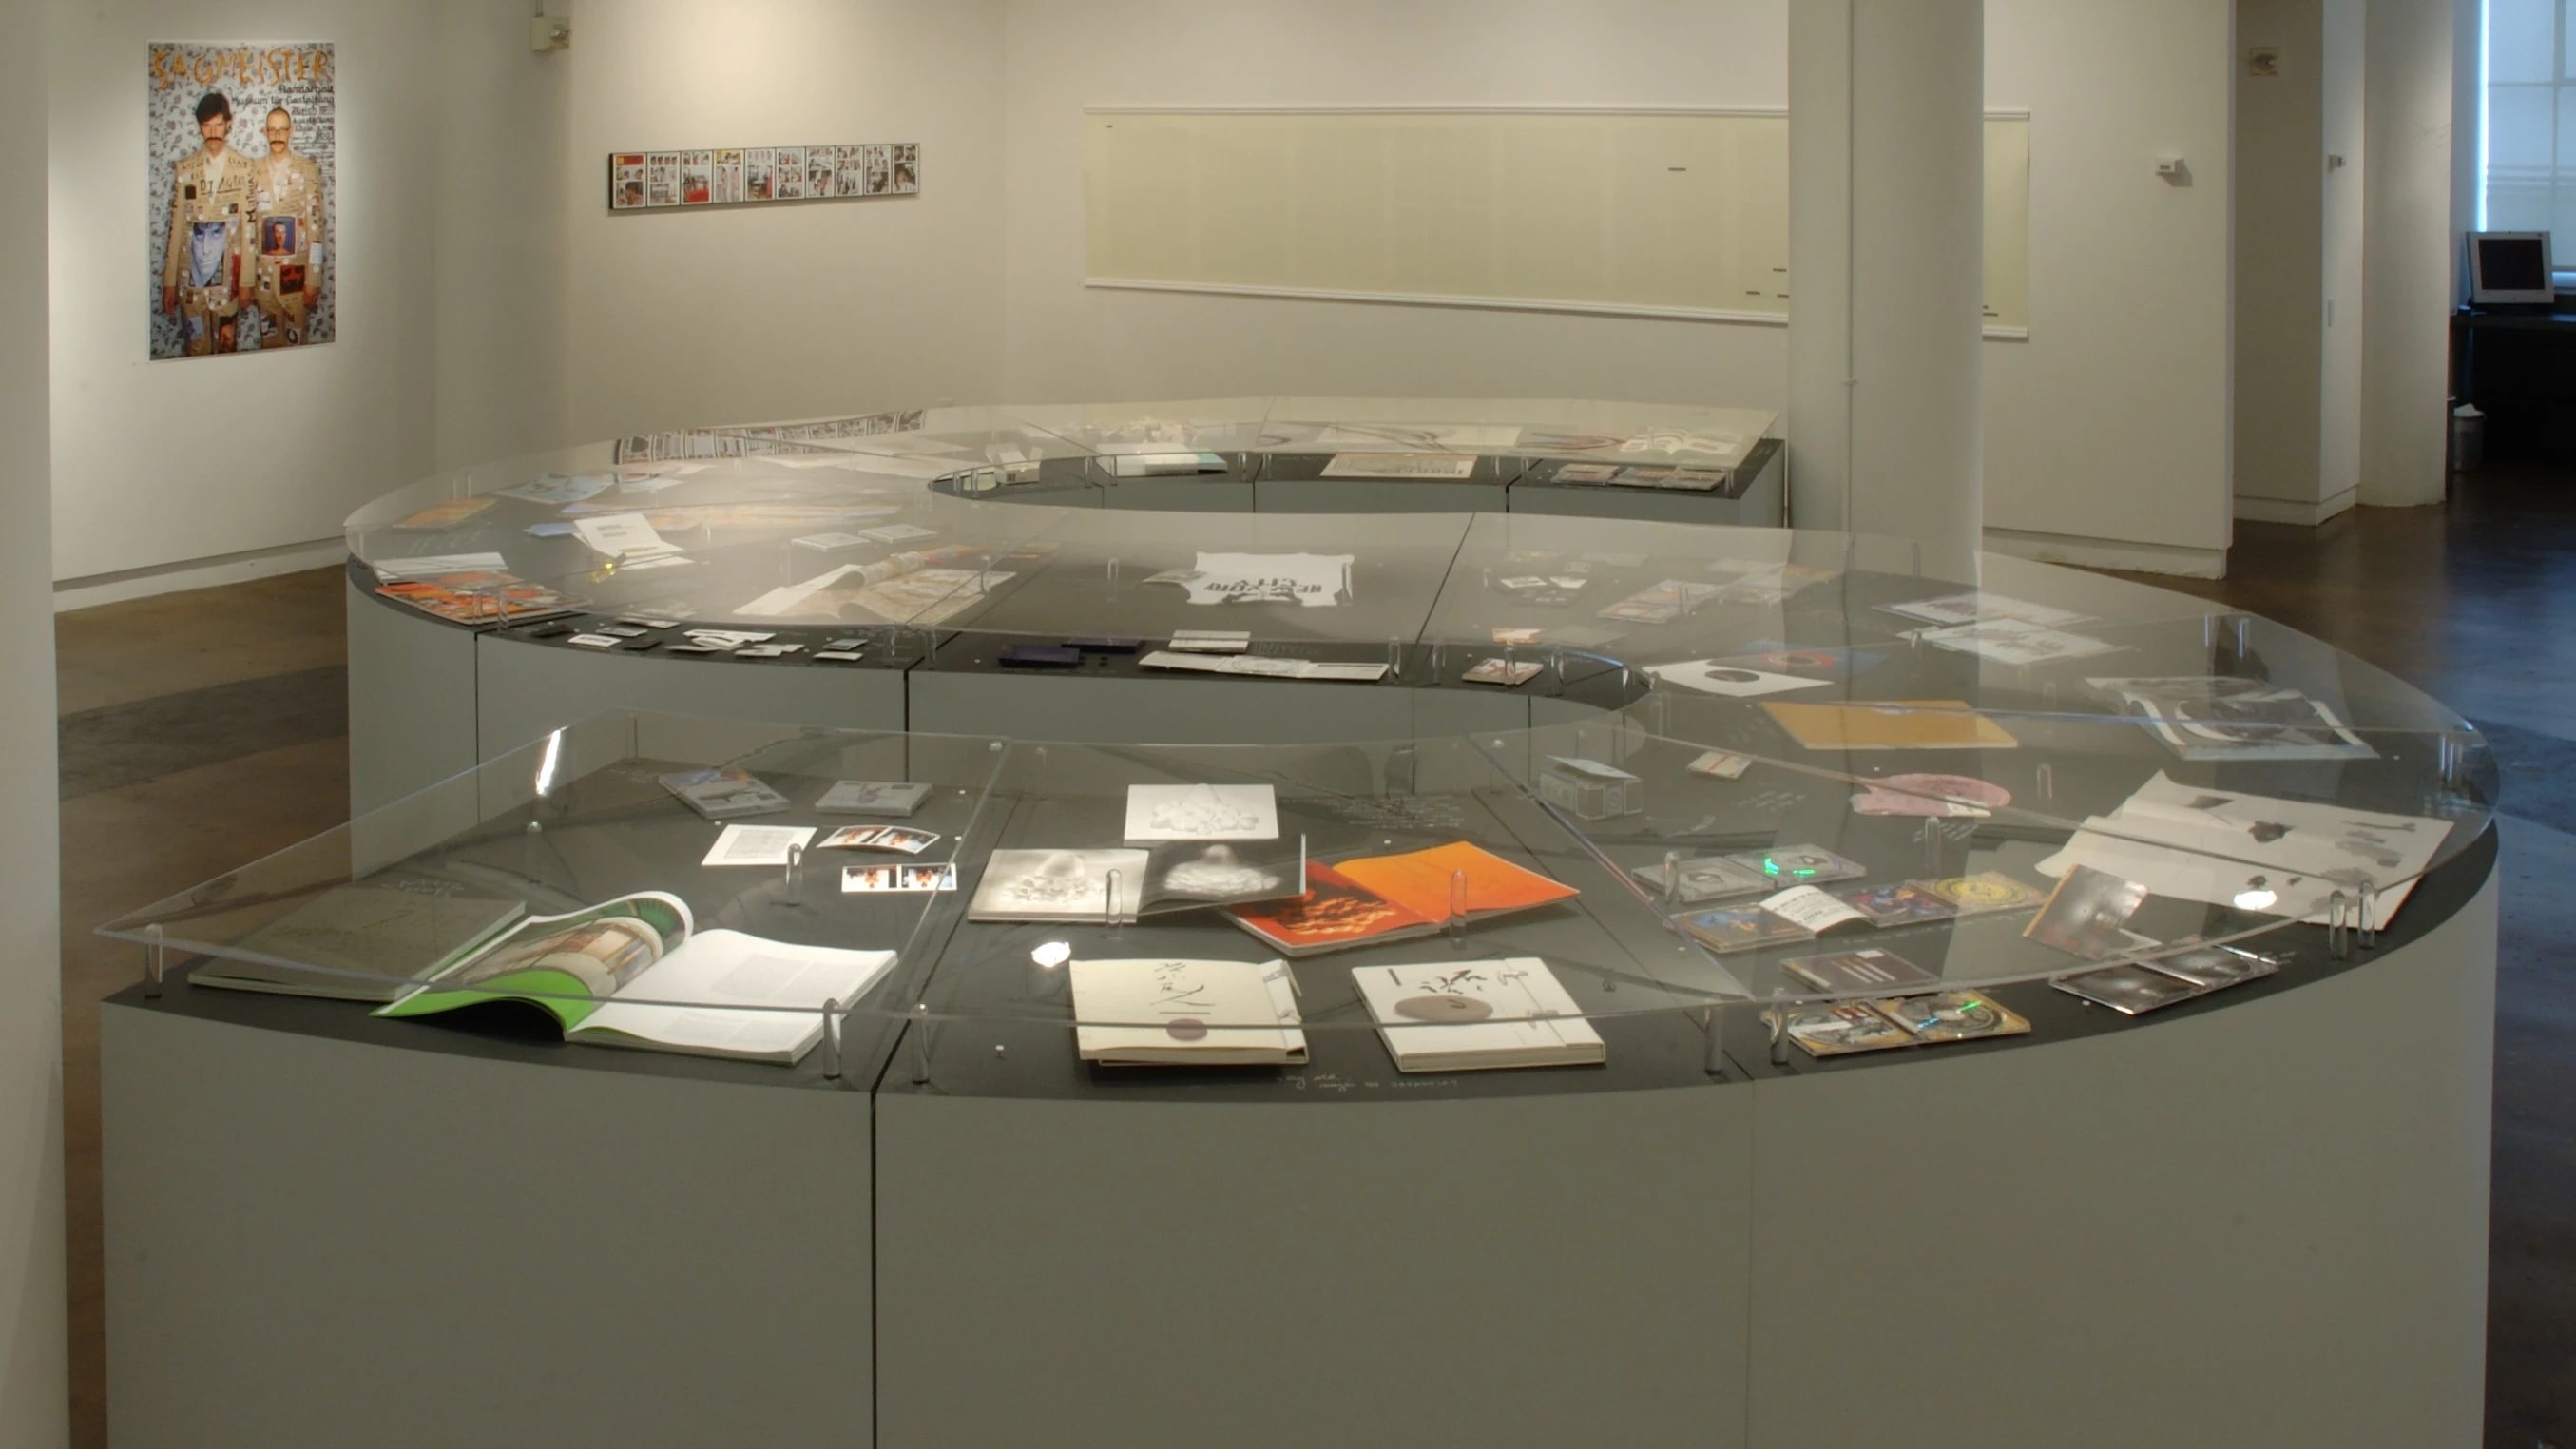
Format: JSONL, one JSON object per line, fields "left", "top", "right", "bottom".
{"left": 1224, "top": 841, "right": 1575, "bottom": 956}
{"left": 1067, "top": 957, "right": 1306, "bottom": 1066}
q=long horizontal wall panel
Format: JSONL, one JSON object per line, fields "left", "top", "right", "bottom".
{"left": 1085, "top": 107, "right": 2029, "bottom": 332}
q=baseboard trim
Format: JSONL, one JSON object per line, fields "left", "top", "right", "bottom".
{"left": 1981, "top": 527, "right": 2226, "bottom": 580}
{"left": 2234, "top": 489, "right": 2357, "bottom": 527}
{"left": 55, "top": 539, "right": 344, "bottom": 613}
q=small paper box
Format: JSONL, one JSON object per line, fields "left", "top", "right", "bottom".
{"left": 1540, "top": 757, "right": 1644, "bottom": 820}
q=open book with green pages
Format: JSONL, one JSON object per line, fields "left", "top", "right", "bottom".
{"left": 375, "top": 891, "right": 896, "bottom": 1064}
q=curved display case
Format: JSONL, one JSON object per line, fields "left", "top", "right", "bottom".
{"left": 98, "top": 399, "right": 2500, "bottom": 1449}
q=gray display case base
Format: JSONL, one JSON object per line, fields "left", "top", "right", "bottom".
{"left": 101, "top": 875, "right": 2492, "bottom": 1446}
{"left": 102, "top": 1007, "right": 874, "bottom": 1449}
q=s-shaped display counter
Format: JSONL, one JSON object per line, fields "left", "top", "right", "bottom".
{"left": 98, "top": 399, "right": 2496, "bottom": 1448}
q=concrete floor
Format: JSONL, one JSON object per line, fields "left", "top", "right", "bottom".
{"left": 54, "top": 486, "right": 2574, "bottom": 1446}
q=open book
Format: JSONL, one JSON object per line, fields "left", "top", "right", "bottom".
{"left": 376, "top": 892, "right": 895, "bottom": 1064}
{"left": 1353, "top": 958, "right": 1605, "bottom": 1072}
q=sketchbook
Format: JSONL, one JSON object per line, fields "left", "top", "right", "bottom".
{"left": 1353, "top": 958, "right": 1605, "bottom": 1072}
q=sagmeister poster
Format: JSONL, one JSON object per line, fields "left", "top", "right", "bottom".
{"left": 147, "top": 43, "right": 336, "bottom": 359}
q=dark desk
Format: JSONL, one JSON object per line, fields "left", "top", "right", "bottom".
{"left": 2452, "top": 308, "right": 2576, "bottom": 465}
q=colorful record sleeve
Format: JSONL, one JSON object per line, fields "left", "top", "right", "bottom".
{"left": 1930, "top": 871, "right": 2043, "bottom": 913}
{"left": 1833, "top": 881, "right": 1963, "bottom": 927}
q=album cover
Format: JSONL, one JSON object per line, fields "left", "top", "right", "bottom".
{"left": 1781, "top": 1001, "right": 1917, "bottom": 1057}
{"left": 1678, "top": 906, "right": 1812, "bottom": 955}
{"left": 815, "top": 780, "right": 934, "bottom": 817}
{"left": 659, "top": 768, "right": 794, "bottom": 821}
{"left": 1783, "top": 949, "right": 1938, "bottom": 995}
{"left": 2141, "top": 943, "right": 2280, "bottom": 992}
{"left": 1463, "top": 657, "right": 1544, "bottom": 687}
{"left": 1631, "top": 854, "right": 1773, "bottom": 905}
{"left": 1724, "top": 844, "right": 1867, "bottom": 889}
{"left": 1868, "top": 991, "right": 2032, "bottom": 1045}
{"left": 1832, "top": 881, "right": 1961, "bottom": 927}
{"left": 1929, "top": 872, "right": 2043, "bottom": 914}
{"left": 2025, "top": 865, "right": 2153, "bottom": 959}
{"left": 2051, "top": 963, "right": 2205, "bottom": 1015}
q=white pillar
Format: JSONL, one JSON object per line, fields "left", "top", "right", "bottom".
{"left": 1787, "top": 0, "right": 1986, "bottom": 561}
{"left": 2357, "top": 0, "right": 2455, "bottom": 508}
{"left": 3, "top": 0, "right": 66, "bottom": 1439}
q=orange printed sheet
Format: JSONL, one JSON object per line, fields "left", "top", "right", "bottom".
{"left": 1760, "top": 700, "right": 2022, "bottom": 752}
{"left": 1332, "top": 841, "right": 1577, "bottom": 919}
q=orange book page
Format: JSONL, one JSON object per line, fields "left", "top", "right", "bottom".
{"left": 1334, "top": 842, "right": 1577, "bottom": 919}
{"left": 1761, "top": 700, "right": 2021, "bottom": 750}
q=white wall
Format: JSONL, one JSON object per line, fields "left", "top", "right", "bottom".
{"left": 47, "top": 0, "right": 565, "bottom": 589}
{"left": 1981, "top": 0, "right": 2237, "bottom": 570}
{"left": 2319, "top": 0, "right": 2364, "bottom": 514}
{"left": 2359, "top": 0, "right": 2454, "bottom": 508}
{"left": 556, "top": 0, "right": 1009, "bottom": 441}
{"left": 1000, "top": 0, "right": 2240, "bottom": 570}
{"left": 433, "top": 0, "right": 572, "bottom": 470}
{"left": 2, "top": 1, "right": 67, "bottom": 1440}
{"left": 2233, "top": 0, "right": 2328, "bottom": 522}
{"left": 996, "top": 0, "right": 1795, "bottom": 413}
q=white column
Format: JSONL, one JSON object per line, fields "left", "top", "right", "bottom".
{"left": 3, "top": 0, "right": 66, "bottom": 1438}
{"left": 2358, "top": 0, "right": 2455, "bottom": 508}
{"left": 1787, "top": 0, "right": 1986, "bottom": 561}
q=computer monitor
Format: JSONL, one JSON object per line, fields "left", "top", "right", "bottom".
{"left": 2469, "top": 232, "right": 2556, "bottom": 306}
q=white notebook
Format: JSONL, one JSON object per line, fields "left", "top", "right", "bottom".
{"left": 1067, "top": 958, "right": 1306, "bottom": 1066}
{"left": 1353, "top": 957, "right": 1605, "bottom": 1072}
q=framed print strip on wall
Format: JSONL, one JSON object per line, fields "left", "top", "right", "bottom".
{"left": 609, "top": 144, "right": 919, "bottom": 212}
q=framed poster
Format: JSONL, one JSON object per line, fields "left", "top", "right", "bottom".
{"left": 148, "top": 42, "right": 336, "bottom": 359}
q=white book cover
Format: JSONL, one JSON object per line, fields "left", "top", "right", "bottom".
{"left": 1353, "top": 957, "right": 1604, "bottom": 1072}
{"left": 1644, "top": 659, "right": 1836, "bottom": 699}
{"left": 1067, "top": 957, "right": 1306, "bottom": 1065}
{"left": 374, "top": 551, "right": 509, "bottom": 579}
{"left": 1914, "top": 616, "right": 2121, "bottom": 667}
{"left": 1882, "top": 590, "right": 2092, "bottom": 628}
{"left": 701, "top": 824, "right": 817, "bottom": 867}
{"left": 1124, "top": 783, "right": 1279, "bottom": 842}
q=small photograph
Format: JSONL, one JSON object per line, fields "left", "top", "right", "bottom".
{"left": 745, "top": 148, "right": 776, "bottom": 202}
{"left": 711, "top": 148, "right": 745, "bottom": 204}
{"left": 645, "top": 152, "right": 682, "bottom": 207}
{"left": 1463, "top": 657, "right": 1543, "bottom": 688}
{"left": 900, "top": 862, "right": 958, "bottom": 891}
{"left": 2052, "top": 963, "right": 2204, "bottom": 1016}
{"left": 818, "top": 824, "right": 941, "bottom": 855}
{"left": 773, "top": 147, "right": 809, "bottom": 200}
{"left": 842, "top": 861, "right": 960, "bottom": 894}
{"left": 681, "top": 150, "right": 713, "bottom": 204}
{"left": 611, "top": 153, "right": 647, "bottom": 210}
{"left": 260, "top": 216, "right": 298, "bottom": 257}
{"left": 2025, "top": 865, "right": 2153, "bottom": 959}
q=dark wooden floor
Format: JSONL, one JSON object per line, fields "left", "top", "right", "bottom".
{"left": 53, "top": 478, "right": 2576, "bottom": 1445}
